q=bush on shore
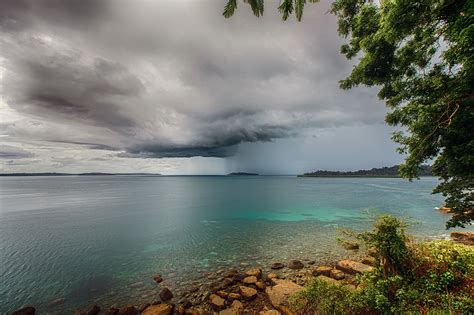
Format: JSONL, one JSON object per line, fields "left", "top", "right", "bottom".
{"left": 291, "top": 216, "right": 474, "bottom": 314}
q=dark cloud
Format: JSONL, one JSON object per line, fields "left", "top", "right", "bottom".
{"left": 0, "top": 0, "right": 108, "bottom": 31}
{"left": 0, "top": 146, "right": 34, "bottom": 159}
{"left": 0, "top": 0, "right": 389, "bottom": 165}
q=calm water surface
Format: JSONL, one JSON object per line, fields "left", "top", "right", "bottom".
{"left": 0, "top": 176, "right": 466, "bottom": 313}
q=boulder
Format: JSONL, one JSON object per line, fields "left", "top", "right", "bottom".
{"left": 139, "top": 303, "right": 151, "bottom": 313}
{"left": 153, "top": 274, "right": 163, "bottom": 283}
{"left": 141, "top": 304, "right": 173, "bottom": 315}
{"left": 271, "top": 262, "right": 285, "bottom": 270}
{"left": 336, "top": 260, "right": 373, "bottom": 274}
{"left": 218, "top": 300, "right": 243, "bottom": 315}
{"left": 451, "top": 232, "right": 474, "bottom": 245}
{"left": 341, "top": 241, "right": 359, "bottom": 250}
{"left": 118, "top": 306, "right": 139, "bottom": 315}
{"left": 227, "top": 293, "right": 241, "bottom": 301}
{"left": 256, "top": 281, "right": 266, "bottom": 290}
{"left": 176, "top": 305, "right": 186, "bottom": 315}
{"left": 12, "top": 307, "right": 36, "bottom": 315}
{"left": 265, "top": 279, "right": 303, "bottom": 312}
{"left": 259, "top": 310, "right": 281, "bottom": 315}
{"left": 209, "top": 294, "right": 226, "bottom": 311}
{"left": 361, "top": 256, "right": 376, "bottom": 266}
{"left": 217, "top": 290, "right": 229, "bottom": 299}
{"left": 241, "top": 276, "right": 257, "bottom": 284}
{"left": 105, "top": 307, "right": 119, "bottom": 315}
{"left": 311, "top": 266, "right": 332, "bottom": 277}
{"left": 239, "top": 286, "right": 257, "bottom": 300}
{"left": 245, "top": 268, "right": 262, "bottom": 278}
{"left": 438, "top": 206, "right": 452, "bottom": 214}
{"left": 87, "top": 305, "right": 101, "bottom": 315}
{"left": 287, "top": 260, "right": 304, "bottom": 270}
{"left": 159, "top": 287, "right": 174, "bottom": 301}
{"left": 267, "top": 273, "right": 278, "bottom": 280}
{"left": 330, "top": 269, "right": 345, "bottom": 280}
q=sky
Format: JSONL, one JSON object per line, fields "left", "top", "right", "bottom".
{"left": 0, "top": 0, "right": 404, "bottom": 175}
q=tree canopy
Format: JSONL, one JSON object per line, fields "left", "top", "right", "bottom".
{"left": 223, "top": 0, "right": 474, "bottom": 228}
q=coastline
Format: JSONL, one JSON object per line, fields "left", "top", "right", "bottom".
{"left": 12, "top": 232, "right": 473, "bottom": 315}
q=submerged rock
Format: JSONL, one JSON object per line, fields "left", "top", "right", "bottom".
{"left": 12, "top": 306, "right": 35, "bottom": 315}
{"left": 341, "top": 241, "right": 360, "bottom": 250}
{"left": 270, "top": 262, "right": 285, "bottom": 270}
{"left": 47, "top": 298, "right": 66, "bottom": 307}
{"left": 287, "top": 260, "right": 304, "bottom": 270}
{"left": 153, "top": 274, "right": 163, "bottom": 284}
{"left": 336, "top": 260, "right": 373, "bottom": 274}
{"left": 159, "top": 287, "right": 174, "bottom": 301}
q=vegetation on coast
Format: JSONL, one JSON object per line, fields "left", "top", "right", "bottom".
{"left": 298, "top": 165, "right": 432, "bottom": 178}
{"left": 291, "top": 216, "right": 474, "bottom": 314}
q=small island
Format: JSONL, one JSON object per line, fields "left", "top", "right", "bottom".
{"left": 227, "top": 172, "right": 259, "bottom": 176}
{"left": 298, "top": 165, "right": 432, "bottom": 178}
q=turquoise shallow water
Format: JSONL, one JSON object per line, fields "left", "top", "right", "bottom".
{"left": 0, "top": 176, "right": 469, "bottom": 313}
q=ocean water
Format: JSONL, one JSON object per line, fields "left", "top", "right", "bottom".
{"left": 0, "top": 176, "right": 467, "bottom": 313}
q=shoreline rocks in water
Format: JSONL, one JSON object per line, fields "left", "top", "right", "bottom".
{"left": 14, "top": 257, "right": 376, "bottom": 315}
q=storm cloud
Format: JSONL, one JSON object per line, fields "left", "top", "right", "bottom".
{"left": 0, "top": 0, "right": 398, "bottom": 173}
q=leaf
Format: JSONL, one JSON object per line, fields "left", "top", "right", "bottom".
{"left": 278, "top": 0, "right": 294, "bottom": 21}
{"left": 223, "top": 0, "right": 238, "bottom": 18}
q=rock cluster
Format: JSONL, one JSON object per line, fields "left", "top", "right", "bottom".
{"left": 13, "top": 258, "right": 375, "bottom": 315}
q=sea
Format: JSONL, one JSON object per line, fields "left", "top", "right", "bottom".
{"left": 1, "top": 175, "right": 469, "bottom": 313}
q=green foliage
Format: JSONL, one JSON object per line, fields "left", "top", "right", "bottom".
{"left": 292, "top": 216, "right": 474, "bottom": 314}
{"left": 330, "top": 0, "right": 474, "bottom": 228}
{"left": 222, "top": 0, "right": 474, "bottom": 228}
{"left": 223, "top": 0, "right": 320, "bottom": 21}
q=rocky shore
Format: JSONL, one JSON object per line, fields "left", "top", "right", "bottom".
{"left": 11, "top": 232, "right": 473, "bottom": 315}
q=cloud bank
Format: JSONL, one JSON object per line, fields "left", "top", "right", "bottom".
{"left": 0, "top": 0, "right": 395, "bottom": 173}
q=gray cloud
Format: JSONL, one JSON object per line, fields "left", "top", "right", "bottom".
{"left": 0, "top": 0, "right": 389, "bottom": 168}
{"left": 0, "top": 150, "right": 34, "bottom": 159}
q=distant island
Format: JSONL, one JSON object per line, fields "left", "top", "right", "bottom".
{"left": 0, "top": 172, "right": 161, "bottom": 176}
{"left": 298, "top": 165, "right": 432, "bottom": 177}
{"left": 227, "top": 172, "right": 259, "bottom": 176}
